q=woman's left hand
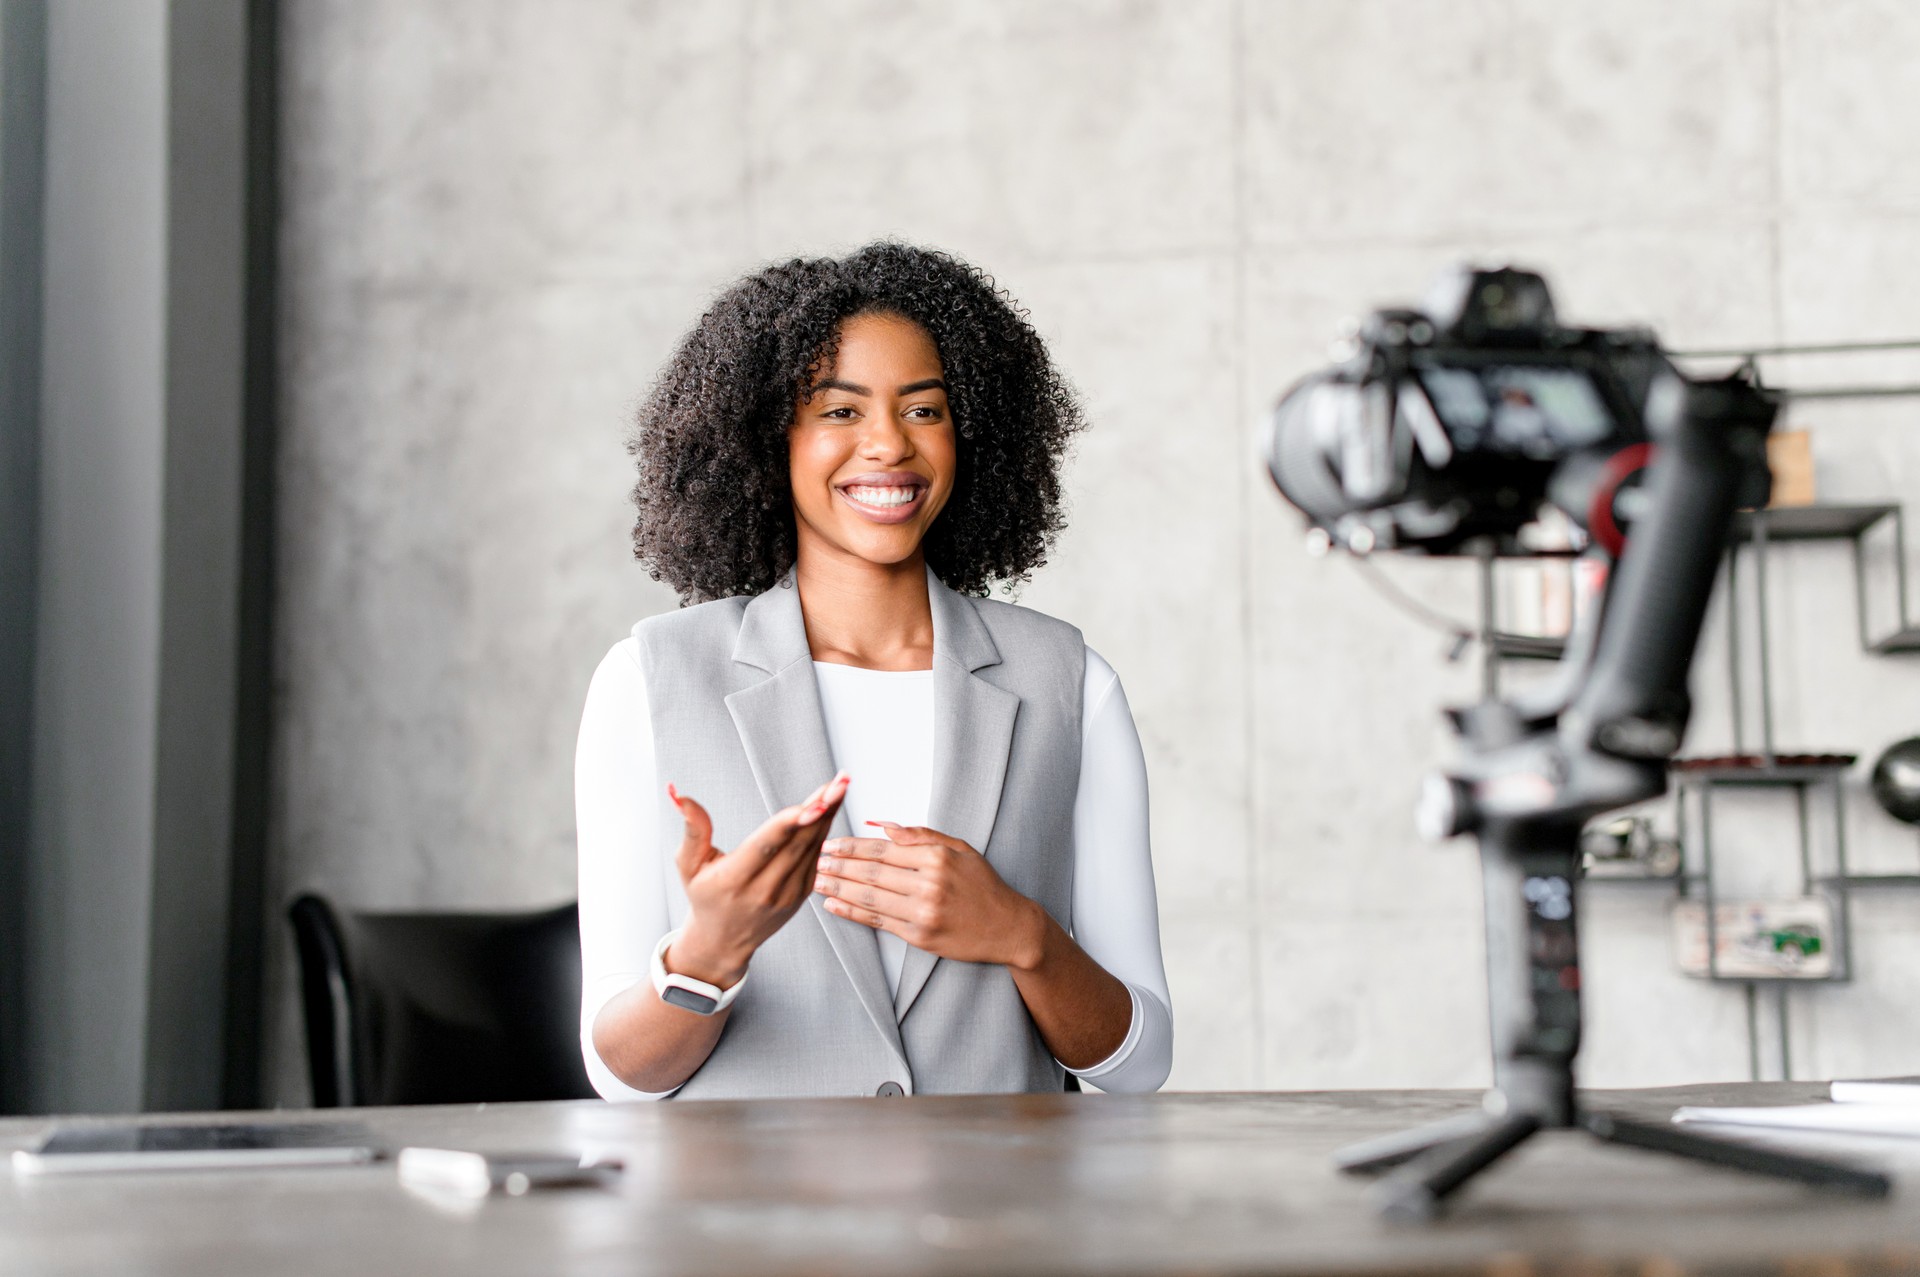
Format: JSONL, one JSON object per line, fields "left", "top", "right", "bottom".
{"left": 813, "top": 823, "right": 1045, "bottom": 970}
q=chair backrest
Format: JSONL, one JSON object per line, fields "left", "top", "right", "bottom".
{"left": 288, "top": 894, "right": 597, "bottom": 1107}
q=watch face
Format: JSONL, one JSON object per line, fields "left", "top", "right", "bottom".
{"left": 661, "top": 985, "right": 719, "bottom": 1015}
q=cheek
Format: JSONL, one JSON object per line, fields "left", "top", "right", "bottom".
{"left": 927, "top": 431, "right": 959, "bottom": 500}
{"left": 788, "top": 430, "right": 846, "bottom": 499}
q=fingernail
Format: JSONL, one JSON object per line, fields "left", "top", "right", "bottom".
{"left": 666, "top": 783, "right": 681, "bottom": 803}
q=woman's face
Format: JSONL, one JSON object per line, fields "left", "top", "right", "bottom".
{"left": 789, "top": 311, "right": 956, "bottom": 572}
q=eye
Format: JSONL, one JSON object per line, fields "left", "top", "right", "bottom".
{"left": 820, "top": 406, "right": 857, "bottom": 420}
{"left": 905, "top": 404, "right": 944, "bottom": 420}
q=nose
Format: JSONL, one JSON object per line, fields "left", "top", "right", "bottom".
{"left": 856, "top": 410, "right": 913, "bottom": 464}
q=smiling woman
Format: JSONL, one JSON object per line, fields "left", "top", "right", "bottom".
{"left": 575, "top": 243, "right": 1173, "bottom": 1102}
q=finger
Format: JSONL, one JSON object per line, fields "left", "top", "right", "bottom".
{"left": 796, "top": 771, "right": 851, "bottom": 826}
{"left": 813, "top": 860, "right": 919, "bottom": 914}
{"left": 819, "top": 890, "right": 919, "bottom": 940}
{"left": 668, "top": 785, "right": 719, "bottom": 879}
{"left": 865, "top": 821, "right": 974, "bottom": 854}
{"left": 820, "top": 836, "right": 940, "bottom": 869}
{"left": 769, "top": 811, "right": 837, "bottom": 890}
{"left": 815, "top": 857, "right": 923, "bottom": 897}
{"left": 738, "top": 773, "right": 845, "bottom": 863}
{"left": 740, "top": 794, "right": 843, "bottom": 892}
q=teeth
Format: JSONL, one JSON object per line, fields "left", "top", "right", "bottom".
{"left": 845, "top": 485, "right": 918, "bottom": 508}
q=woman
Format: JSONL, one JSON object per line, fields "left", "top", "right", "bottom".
{"left": 576, "top": 243, "right": 1171, "bottom": 1099}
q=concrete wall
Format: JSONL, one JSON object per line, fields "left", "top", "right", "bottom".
{"left": 268, "top": 0, "right": 1920, "bottom": 1101}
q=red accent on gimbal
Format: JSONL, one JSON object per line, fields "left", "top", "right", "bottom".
{"left": 1587, "top": 443, "right": 1656, "bottom": 558}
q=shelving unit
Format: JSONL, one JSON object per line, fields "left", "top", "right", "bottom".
{"left": 1724, "top": 504, "right": 1920, "bottom": 763}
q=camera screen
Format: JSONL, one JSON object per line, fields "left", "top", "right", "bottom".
{"left": 1417, "top": 365, "right": 1613, "bottom": 458}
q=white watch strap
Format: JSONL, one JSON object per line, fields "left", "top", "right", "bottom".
{"left": 650, "top": 928, "right": 746, "bottom": 1015}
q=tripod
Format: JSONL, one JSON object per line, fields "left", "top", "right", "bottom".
{"left": 1334, "top": 374, "right": 1894, "bottom": 1220}
{"left": 1333, "top": 828, "right": 1892, "bottom": 1220}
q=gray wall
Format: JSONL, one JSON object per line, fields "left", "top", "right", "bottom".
{"left": 269, "top": 0, "right": 1920, "bottom": 1101}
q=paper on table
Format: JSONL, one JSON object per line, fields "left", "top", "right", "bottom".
{"left": 1672, "top": 1102, "right": 1920, "bottom": 1138}
{"left": 1831, "top": 1077, "right": 1920, "bottom": 1106}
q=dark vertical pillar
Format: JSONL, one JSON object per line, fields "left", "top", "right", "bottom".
{"left": 0, "top": 0, "right": 50, "bottom": 1117}
{"left": 223, "top": 0, "right": 280, "bottom": 1111}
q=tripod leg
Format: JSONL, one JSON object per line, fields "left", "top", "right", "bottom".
{"left": 1583, "top": 1112, "right": 1891, "bottom": 1198}
{"left": 1372, "top": 1112, "right": 1542, "bottom": 1222}
{"left": 1333, "top": 1112, "right": 1493, "bottom": 1176}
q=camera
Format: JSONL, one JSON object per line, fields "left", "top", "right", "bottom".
{"left": 1260, "top": 267, "right": 1881, "bottom": 1219}
{"left": 1264, "top": 265, "right": 1765, "bottom": 558}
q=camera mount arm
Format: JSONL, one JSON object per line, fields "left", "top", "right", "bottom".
{"left": 1561, "top": 372, "right": 1776, "bottom": 782}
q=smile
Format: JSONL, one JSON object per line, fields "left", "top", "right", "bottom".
{"left": 835, "top": 475, "right": 928, "bottom": 524}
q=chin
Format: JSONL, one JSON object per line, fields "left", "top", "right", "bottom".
{"left": 838, "top": 530, "right": 928, "bottom": 568}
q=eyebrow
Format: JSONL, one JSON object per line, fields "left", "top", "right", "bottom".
{"left": 811, "top": 377, "right": 948, "bottom": 397}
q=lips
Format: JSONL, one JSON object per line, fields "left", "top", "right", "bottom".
{"left": 834, "top": 473, "right": 929, "bottom": 525}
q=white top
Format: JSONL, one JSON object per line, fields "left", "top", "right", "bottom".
{"left": 575, "top": 639, "right": 1174, "bottom": 1099}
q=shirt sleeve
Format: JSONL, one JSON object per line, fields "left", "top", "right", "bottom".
{"left": 575, "top": 638, "right": 679, "bottom": 1101}
{"left": 1060, "top": 647, "right": 1174, "bottom": 1093}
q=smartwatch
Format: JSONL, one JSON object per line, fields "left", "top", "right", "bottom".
{"left": 650, "top": 929, "right": 746, "bottom": 1016}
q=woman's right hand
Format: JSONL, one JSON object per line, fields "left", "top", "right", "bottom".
{"left": 663, "top": 771, "right": 850, "bottom": 990}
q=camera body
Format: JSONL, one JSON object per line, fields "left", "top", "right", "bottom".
{"left": 1265, "top": 266, "right": 1761, "bottom": 557}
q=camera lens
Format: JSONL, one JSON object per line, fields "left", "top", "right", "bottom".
{"left": 1265, "top": 374, "right": 1353, "bottom": 528}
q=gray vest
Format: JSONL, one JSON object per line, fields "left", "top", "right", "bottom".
{"left": 632, "top": 569, "right": 1084, "bottom": 1099}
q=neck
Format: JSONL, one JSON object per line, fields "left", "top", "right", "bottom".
{"left": 793, "top": 543, "right": 935, "bottom": 671}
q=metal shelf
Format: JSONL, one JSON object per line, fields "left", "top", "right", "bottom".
{"left": 1487, "top": 632, "right": 1566, "bottom": 661}
{"left": 1731, "top": 504, "right": 1898, "bottom": 541}
{"left": 1868, "top": 626, "right": 1920, "bottom": 654}
{"left": 1817, "top": 874, "right": 1920, "bottom": 889}
{"left": 1672, "top": 759, "right": 1855, "bottom": 786}
{"left": 1582, "top": 867, "right": 1698, "bottom": 887}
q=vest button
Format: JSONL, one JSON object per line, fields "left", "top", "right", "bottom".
{"left": 875, "top": 1081, "right": 905, "bottom": 1098}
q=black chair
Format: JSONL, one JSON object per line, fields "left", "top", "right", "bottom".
{"left": 288, "top": 894, "right": 597, "bottom": 1106}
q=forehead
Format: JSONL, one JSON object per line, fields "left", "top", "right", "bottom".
{"left": 828, "top": 312, "right": 943, "bottom": 380}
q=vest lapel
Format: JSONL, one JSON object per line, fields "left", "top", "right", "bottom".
{"left": 894, "top": 570, "right": 1019, "bottom": 1020}
{"left": 724, "top": 582, "right": 908, "bottom": 1070}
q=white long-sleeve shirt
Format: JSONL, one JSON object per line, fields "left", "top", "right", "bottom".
{"left": 575, "top": 639, "right": 1173, "bottom": 1098}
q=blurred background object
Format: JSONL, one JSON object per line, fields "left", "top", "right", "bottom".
{"left": 1766, "top": 430, "right": 1818, "bottom": 507}
{"left": 1870, "top": 737, "right": 1920, "bottom": 826}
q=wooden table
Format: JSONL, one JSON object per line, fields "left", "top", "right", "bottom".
{"left": 3, "top": 1085, "right": 1914, "bottom": 1275}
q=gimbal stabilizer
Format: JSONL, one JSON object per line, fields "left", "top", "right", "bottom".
{"left": 1265, "top": 268, "right": 1892, "bottom": 1220}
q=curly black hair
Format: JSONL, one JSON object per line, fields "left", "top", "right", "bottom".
{"left": 629, "top": 242, "right": 1085, "bottom": 604}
